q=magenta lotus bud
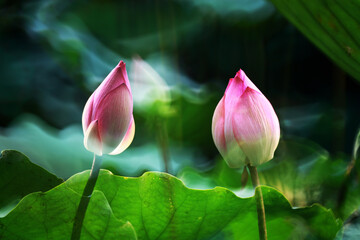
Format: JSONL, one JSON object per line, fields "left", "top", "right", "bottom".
{"left": 212, "top": 69, "right": 280, "bottom": 168}
{"left": 82, "top": 61, "right": 135, "bottom": 156}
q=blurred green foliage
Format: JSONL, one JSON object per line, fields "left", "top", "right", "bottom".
{"left": 0, "top": 0, "right": 359, "bottom": 154}
{"left": 270, "top": 0, "right": 360, "bottom": 82}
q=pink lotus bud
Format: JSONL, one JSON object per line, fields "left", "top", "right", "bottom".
{"left": 212, "top": 69, "right": 280, "bottom": 168}
{"left": 82, "top": 61, "right": 135, "bottom": 156}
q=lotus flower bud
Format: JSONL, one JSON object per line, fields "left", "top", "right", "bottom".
{"left": 131, "top": 57, "right": 171, "bottom": 109}
{"left": 82, "top": 61, "right": 135, "bottom": 156}
{"left": 212, "top": 69, "right": 280, "bottom": 168}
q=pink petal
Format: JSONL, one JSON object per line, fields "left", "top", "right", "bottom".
{"left": 95, "top": 83, "right": 133, "bottom": 154}
{"left": 82, "top": 94, "right": 95, "bottom": 133}
{"left": 212, "top": 97, "right": 227, "bottom": 154}
{"left": 232, "top": 87, "right": 280, "bottom": 166}
{"left": 109, "top": 117, "right": 135, "bottom": 155}
{"left": 223, "top": 70, "right": 250, "bottom": 141}
{"left": 224, "top": 69, "right": 261, "bottom": 100}
{"left": 234, "top": 69, "right": 261, "bottom": 93}
{"left": 93, "top": 61, "right": 131, "bottom": 112}
{"left": 83, "top": 120, "right": 102, "bottom": 156}
{"left": 213, "top": 97, "right": 247, "bottom": 168}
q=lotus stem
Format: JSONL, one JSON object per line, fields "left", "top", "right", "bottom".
{"left": 157, "top": 120, "right": 170, "bottom": 173}
{"left": 71, "top": 154, "right": 102, "bottom": 240}
{"left": 248, "top": 164, "right": 267, "bottom": 240}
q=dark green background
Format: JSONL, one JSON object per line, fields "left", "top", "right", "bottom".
{"left": 0, "top": 0, "right": 359, "bottom": 172}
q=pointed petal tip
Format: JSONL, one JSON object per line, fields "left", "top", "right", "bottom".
{"left": 115, "top": 60, "right": 131, "bottom": 89}
{"left": 118, "top": 60, "right": 126, "bottom": 68}
{"left": 225, "top": 71, "right": 248, "bottom": 97}
{"left": 234, "top": 69, "right": 247, "bottom": 81}
{"left": 235, "top": 68, "right": 261, "bottom": 93}
{"left": 235, "top": 69, "right": 243, "bottom": 77}
{"left": 243, "top": 86, "right": 255, "bottom": 94}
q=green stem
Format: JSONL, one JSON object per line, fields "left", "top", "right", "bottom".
{"left": 71, "top": 154, "right": 102, "bottom": 240}
{"left": 248, "top": 164, "right": 267, "bottom": 240}
{"left": 157, "top": 120, "right": 170, "bottom": 173}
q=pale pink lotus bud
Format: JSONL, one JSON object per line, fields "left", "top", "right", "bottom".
{"left": 82, "top": 61, "right": 135, "bottom": 156}
{"left": 131, "top": 57, "right": 171, "bottom": 110}
{"left": 212, "top": 69, "right": 280, "bottom": 168}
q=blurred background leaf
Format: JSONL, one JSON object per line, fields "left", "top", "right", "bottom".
{"left": 335, "top": 208, "right": 360, "bottom": 240}
{"left": 336, "top": 128, "right": 360, "bottom": 220}
{"left": 0, "top": 114, "right": 201, "bottom": 178}
{"left": 0, "top": 150, "right": 63, "bottom": 217}
{"left": 179, "top": 137, "right": 349, "bottom": 213}
{"left": 353, "top": 128, "right": 360, "bottom": 161}
{"left": 269, "top": 0, "right": 360, "bottom": 82}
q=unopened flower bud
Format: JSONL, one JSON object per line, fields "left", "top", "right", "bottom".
{"left": 212, "top": 69, "right": 280, "bottom": 168}
{"left": 82, "top": 61, "right": 135, "bottom": 156}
